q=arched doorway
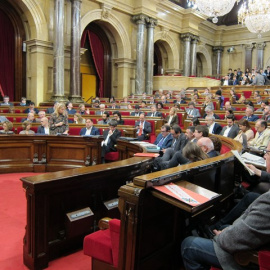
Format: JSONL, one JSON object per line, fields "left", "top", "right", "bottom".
{"left": 196, "top": 54, "right": 203, "bottom": 77}
{"left": 0, "top": 1, "right": 26, "bottom": 101}
{"left": 81, "top": 22, "right": 112, "bottom": 98}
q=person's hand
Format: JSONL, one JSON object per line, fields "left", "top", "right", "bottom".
{"left": 213, "top": 229, "right": 222, "bottom": 236}
{"left": 162, "top": 149, "right": 166, "bottom": 153}
{"left": 108, "top": 129, "right": 113, "bottom": 135}
{"left": 86, "top": 108, "right": 90, "bottom": 114}
{"left": 57, "top": 122, "right": 63, "bottom": 127}
{"left": 246, "top": 164, "right": 262, "bottom": 177}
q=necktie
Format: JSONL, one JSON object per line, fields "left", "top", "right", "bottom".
{"left": 138, "top": 123, "right": 143, "bottom": 136}
{"left": 158, "top": 137, "right": 164, "bottom": 147}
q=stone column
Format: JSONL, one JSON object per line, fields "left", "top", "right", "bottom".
{"left": 69, "top": 0, "right": 83, "bottom": 103}
{"left": 256, "top": 43, "right": 266, "bottom": 70}
{"left": 190, "top": 35, "right": 199, "bottom": 77}
{"left": 133, "top": 14, "right": 148, "bottom": 94}
{"left": 145, "top": 18, "right": 157, "bottom": 95}
{"left": 213, "top": 46, "right": 223, "bottom": 79}
{"left": 245, "top": 44, "right": 254, "bottom": 71}
{"left": 181, "top": 33, "right": 192, "bottom": 77}
{"left": 52, "top": 0, "right": 67, "bottom": 102}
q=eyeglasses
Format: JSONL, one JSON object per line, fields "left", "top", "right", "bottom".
{"left": 258, "top": 146, "right": 270, "bottom": 155}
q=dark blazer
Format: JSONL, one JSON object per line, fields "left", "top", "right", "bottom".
{"left": 203, "top": 113, "right": 220, "bottom": 120}
{"left": 242, "top": 115, "right": 259, "bottom": 122}
{"left": 135, "top": 120, "right": 152, "bottom": 140}
{"left": 109, "top": 105, "right": 120, "bottom": 109}
{"left": 67, "top": 109, "right": 77, "bottom": 115}
{"left": 220, "top": 124, "right": 239, "bottom": 139}
{"left": 154, "top": 133, "right": 173, "bottom": 149}
{"left": 37, "top": 126, "right": 46, "bottom": 134}
{"left": 207, "top": 150, "right": 218, "bottom": 158}
{"left": 80, "top": 126, "right": 100, "bottom": 136}
{"left": 174, "top": 100, "right": 186, "bottom": 104}
{"left": 1, "top": 102, "right": 13, "bottom": 106}
{"left": 130, "top": 111, "right": 142, "bottom": 116}
{"left": 24, "top": 108, "right": 39, "bottom": 114}
{"left": 117, "top": 120, "right": 124, "bottom": 125}
{"left": 46, "top": 107, "right": 54, "bottom": 114}
{"left": 174, "top": 133, "right": 188, "bottom": 153}
{"left": 186, "top": 108, "right": 201, "bottom": 118}
{"left": 103, "top": 129, "right": 121, "bottom": 152}
{"left": 147, "top": 111, "right": 162, "bottom": 117}
{"left": 165, "top": 115, "right": 179, "bottom": 127}
{"left": 21, "top": 118, "right": 36, "bottom": 123}
{"left": 211, "top": 123, "right": 223, "bottom": 135}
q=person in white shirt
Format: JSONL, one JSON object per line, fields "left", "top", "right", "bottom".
{"left": 205, "top": 116, "right": 222, "bottom": 135}
{"left": 37, "top": 117, "right": 50, "bottom": 135}
{"left": 220, "top": 114, "right": 239, "bottom": 139}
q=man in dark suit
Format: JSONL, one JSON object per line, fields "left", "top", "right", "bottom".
{"left": 98, "top": 111, "right": 110, "bottom": 125}
{"left": 197, "top": 137, "right": 218, "bottom": 158}
{"left": 242, "top": 106, "right": 259, "bottom": 122}
{"left": 1, "top": 95, "right": 13, "bottom": 106}
{"left": 152, "top": 125, "right": 188, "bottom": 171}
{"left": 95, "top": 104, "right": 106, "bottom": 115}
{"left": 173, "top": 95, "right": 186, "bottom": 104}
{"left": 46, "top": 102, "right": 59, "bottom": 114}
{"left": 130, "top": 105, "right": 142, "bottom": 116}
{"left": 147, "top": 105, "right": 162, "bottom": 117}
{"left": 66, "top": 102, "right": 77, "bottom": 114}
{"left": 220, "top": 114, "right": 239, "bottom": 139}
{"left": 135, "top": 113, "right": 152, "bottom": 141}
{"left": 80, "top": 119, "right": 100, "bottom": 136}
{"left": 154, "top": 125, "right": 173, "bottom": 150}
{"left": 101, "top": 120, "right": 121, "bottom": 163}
{"left": 186, "top": 102, "right": 201, "bottom": 118}
{"left": 23, "top": 102, "right": 39, "bottom": 114}
{"left": 21, "top": 112, "right": 36, "bottom": 123}
{"left": 37, "top": 117, "right": 50, "bottom": 134}
{"left": 206, "top": 116, "right": 222, "bottom": 135}
{"left": 109, "top": 100, "right": 120, "bottom": 110}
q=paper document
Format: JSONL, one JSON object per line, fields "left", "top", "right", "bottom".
{"left": 231, "top": 150, "right": 255, "bottom": 175}
{"left": 241, "top": 152, "right": 266, "bottom": 167}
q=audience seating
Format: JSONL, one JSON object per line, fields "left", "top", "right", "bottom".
{"left": 105, "top": 152, "right": 119, "bottom": 162}
{"left": 84, "top": 218, "right": 120, "bottom": 269}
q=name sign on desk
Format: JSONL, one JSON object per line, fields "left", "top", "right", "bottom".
{"left": 153, "top": 183, "right": 212, "bottom": 207}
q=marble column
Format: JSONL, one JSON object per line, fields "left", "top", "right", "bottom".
{"left": 145, "top": 18, "right": 157, "bottom": 95}
{"left": 181, "top": 33, "right": 192, "bottom": 77}
{"left": 256, "top": 43, "right": 266, "bottom": 70}
{"left": 190, "top": 35, "right": 199, "bottom": 77}
{"left": 69, "top": 0, "right": 83, "bottom": 103}
{"left": 213, "top": 46, "right": 223, "bottom": 79}
{"left": 245, "top": 44, "right": 254, "bottom": 71}
{"left": 133, "top": 14, "right": 148, "bottom": 94}
{"left": 52, "top": 0, "right": 67, "bottom": 102}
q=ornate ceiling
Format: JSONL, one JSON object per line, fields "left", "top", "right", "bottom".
{"left": 170, "top": 0, "right": 244, "bottom": 26}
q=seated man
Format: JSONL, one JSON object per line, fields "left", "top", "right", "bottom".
{"left": 95, "top": 104, "right": 106, "bottom": 115}
{"left": 242, "top": 106, "right": 259, "bottom": 122}
{"left": 206, "top": 116, "right": 222, "bottom": 135}
{"left": 46, "top": 101, "right": 59, "bottom": 114}
{"left": 20, "top": 97, "right": 27, "bottom": 106}
{"left": 1, "top": 95, "right": 13, "bottom": 106}
{"left": 66, "top": 102, "right": 77, "bottom": 114}
{"left": 223, "top": 101, "right": 236, "bottom": 111}
{"left": 181, "top": 190, "right": 270, "bottom": 270}
{"left": 220, "top": 114, "right": 239, "bottom": 139}
{"left": 24, "top": 102, "right": 39, "bottom": 114}
{"left": 186, "top": 102, "right": 201, "bottom": 118}
{"left": 37, "top": 117, "right": 50, "bottom": 135}
{"left": 130, "top": 105, "right": 142, "bottom": 116}
{"left": 193, "top": 125, "right": 209, "bottom": 143}
{"left": 261, "top": 105, "right": 270, "bottom": 122}
{"left": 80, "top": 119, "right": 100, "bottom": 136}
{"left": 109, "top": 100, "right": 120, "bottom": 110}
{"left": 35, "top": 111, "right": 46, "bottom": 123}
{"left": 248, "top": 119, "right": 270, "bottom": 149}
{"left": 173, "top": 94, "right": 186, "bottom": 104}
{"left": 135, "top": 113, "right": 152, "bottom": 141}
{"left": 98, "top": 111, "right": 110, "bottom": 125}
{"left": 197, "top": 137, "right": 218, "bottom": 157}
{"left": 153, "top": 125, "right": 173, "bottom": 150}
{"left": 101, "top": 120, "right": 121, "bottom": 163}
{"left": 21, "top": 112, "right": 36, "bottom": 123}
{"left": 113, "top": 111, "right": 124, "bottom": 125}
{"left": 203, "top": 107, "right": 220, "bottom": 120}
{"left": 147, "top": 105, "right": 162, "bottom": 117}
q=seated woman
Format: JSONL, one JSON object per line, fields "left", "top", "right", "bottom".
{"left": 224, "top": 109, "right": 234, "bottom": 120}
{"left": 19, "top": 121, "right": 35, "bottom": 135}
{"left": 202, "top": 95, "right": 214, "bottom": 110}
{"left": 78, "top": 104, "right": 90, "bottom": 115}
{"left": 73, "top": 113, "right": 85, "bottom": 124}
{"left": 0, "top": 121, "right": 14, "bottom": 134}
{"left": 165, "top": 107, "right": 179, "bottom": 127}
{"left": 236, "top": 93, "right": 246, "bottom": 104}
{"left": 234, "top": 118, "right": 254, "bottom": 144}
{"left": 156, "top": 102, "right": 164, "bottom": 111}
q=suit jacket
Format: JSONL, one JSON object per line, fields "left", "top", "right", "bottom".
{"left": 154, "top": 133, "right": 173, "bottom": 149}
{"left": 46, "top": 107, "right": 54, "bottom": 114}
{"left": 109, "top": 105, "right": 120, "bottom": 109}
{"left": 207, "top": 150, "right": 218, "bottom": 158}
{"left": 210, "top": 122, "right": 222, "bottom": 135}
{"left": 0, "top": 116, "right": 8, "bottom": 123}
{"left": 186, "top": 108, "right": 201, "bottom": 118}
{"left": 242, "top": 115, "right": 259, "bottom": 122}
{"left": 147, "top": 111, "right": 162, "bottom": 117}
{"left": 102, "top": 129, "right": 121, "bottom": 152}
{"left": 165, "top": 115, "right": 179, "bottom": 127}
{"left": 95, "top": 111, "right": 105, "bottom": 116}
{"left": 135, "top": 120, "right": 152, "bottom": 139}
{"left": 80, "top": 126, "right": 100, "bottom": 136}
{"left": 203, "top": 113, "right": 220, "bottom": 120}
{"left": 173, "top": 133, "right": 188, "bottom": 153}
{"left": 214, "top": 190, "right": 270, "bottom": 270}
{"left": 36, "top": 126, "right": 50, "bottom": 134}
{"left": 173, "top": 100, "right": 186, "bottom": 104}
{"left": 248, "top": 128, "right": 270, "bottom": 148}
{"left": 1, "top": 102, "right": 13, "bottom": 106}
{"left": 24, "top": 108, "right": 39, "bottom": 114}
{"left": 67, "top": 109, "right": 77, "bottom": 115}
{"left": 220, "top": 124, "right": 239, "bottom": 139}
{"left": 130, "top": 111, "right": 142, "bottom": 116}
{"left": 252, "top": 74, "right": 265, "bottom": 85}
{"left": 21, "top": 118, "right": 36, "bottom": 123}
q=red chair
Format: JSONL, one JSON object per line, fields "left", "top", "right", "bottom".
{"left": 259, "top": 250, "right": 270, "bottom": 270}
{"left": 105, "top": 152, "right": 119, "bottom": 162}
{"left": 84, "top": 218, "right": 120, "bottom": 270}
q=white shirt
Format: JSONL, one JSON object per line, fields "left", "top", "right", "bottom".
{"left": 223, "top": 80, "right": 229, "bottom": 86}
{"left": 168, "top": 116, "right": 173, "bottom": 125}
{"left": 208, "top": 123, "right": 215, "bottom": 134}
{"left": 85, "top": 127, "right": 92, "bottom": 136}
{"left": 223, "top": 126, "right": 232, "bottom": 137}
{"left": 44, "top": 127, "right": 50, "bottom": 135}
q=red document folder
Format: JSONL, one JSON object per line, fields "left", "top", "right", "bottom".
{"left": 153, "top": 183, "right": 210, "bottom": 207}
{"left": 134, "top": 153, "right": 159, "bottom": 157}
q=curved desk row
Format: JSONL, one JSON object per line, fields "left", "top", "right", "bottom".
{"left": 18, "top": 135, "right": 242, "bottom": 269}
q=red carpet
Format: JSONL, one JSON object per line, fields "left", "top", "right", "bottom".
{"left": 0, "top": 173, "right": 91, "bottom": 270}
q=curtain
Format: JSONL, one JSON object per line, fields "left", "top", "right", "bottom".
{"left": 0, "top": 9, "right": 15, "bottom": 100}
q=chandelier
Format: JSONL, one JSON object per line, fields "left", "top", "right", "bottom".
{"left": 188, "top": 0, "right": 239, "bottom": 23}
{"left": 238, "top": 0, "right": 270, "bottom": 38}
